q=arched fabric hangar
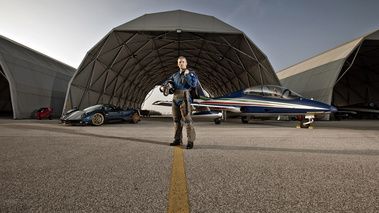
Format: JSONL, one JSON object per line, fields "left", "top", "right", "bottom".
{"left": 277, "top": 29, "right": 379, "bottom": 114}
{"left": 0, "top": 35, "right": 75, "bottom": 119}
{"left": 63, "top": 10, "right": 280, "bottom": 113}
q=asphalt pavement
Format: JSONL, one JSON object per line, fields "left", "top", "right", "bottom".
{"left": 0, "top": 117, "right": 378, "bottom": 212}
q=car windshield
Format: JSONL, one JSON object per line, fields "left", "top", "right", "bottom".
{"left": 243, "top": 85, "right": 302, "bottom": 99}
{"left": 38, "top": 108, "right": 48, "bottom": 112}
{"left": 83, "top": 105, "right": 103, "bottom": 112}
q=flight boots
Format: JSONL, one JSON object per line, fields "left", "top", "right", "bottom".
{"left": 170, "top": 139, "right": 183, "bottom": 146}
{"left": 186, "top": 142, "right": 194, "bottom": 149}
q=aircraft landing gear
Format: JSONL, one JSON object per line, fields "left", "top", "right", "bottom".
{"left": 241, "top": 116, "right": 249, "bottom": 123}
{"left": 213, "top": 110, "right": 225, "bottom": 124}
{"left": 214, "top": 118, "right": 222, "bottom": 124}
{"left": 299, "top": 115, "right": 314, "bottom": 128}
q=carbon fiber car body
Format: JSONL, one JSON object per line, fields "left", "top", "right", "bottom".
{"left": 61, "top": 104, "right": 140, "bottom": 126}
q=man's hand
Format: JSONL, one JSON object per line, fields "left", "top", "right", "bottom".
{"left": 184, "top": 69, "right": 189, "bottom": 76}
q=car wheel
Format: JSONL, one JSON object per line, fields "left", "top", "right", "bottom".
{"left": 131, "top": 112, "right": 140, "bottom": 124}
{"left": 92, "top": 113, "right": 104, "bottom": 126}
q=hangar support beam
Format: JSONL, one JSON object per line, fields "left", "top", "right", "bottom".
{"left": 62, "top": 10, "right": 280, "bottom": 114}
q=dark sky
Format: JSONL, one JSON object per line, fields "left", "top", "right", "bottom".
{"left": 1, "top": 0, "right": 379, "bottom": 71}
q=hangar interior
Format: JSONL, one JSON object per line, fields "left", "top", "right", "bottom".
{"left": 63, "top": 10, "right": 280, "bottom": 113}
{"left": 333, "top": 39, "right": 379, "bottom": 108}
{"left": 278, "top": 29, "right": 379, "bottom": 119}
{"left": 0, "top": 65, "right": 12, "bottom": 116}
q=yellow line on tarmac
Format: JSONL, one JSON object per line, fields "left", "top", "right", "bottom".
{"left": 167, "top": 146, "right": 189, "bottom": 213}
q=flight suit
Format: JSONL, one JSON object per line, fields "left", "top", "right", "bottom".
{"left": 162, "top": 70, "right": 198, "bottom": 144}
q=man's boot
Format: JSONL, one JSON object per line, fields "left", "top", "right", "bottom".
{"left": 170, "top": 139, "right": 182, "bottom": 146}
{"left": 186, "top": 142, "right": 193, "bottom": 149}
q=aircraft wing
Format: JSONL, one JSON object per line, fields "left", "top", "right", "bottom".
{"left": 191, "top": 102, "right": 239, "bottom": 112}
{"left": 152, "top": 100, "right": 172, "bottom": 107}
{"left": 153, "top": 100, "right": 223, "bottom": 112}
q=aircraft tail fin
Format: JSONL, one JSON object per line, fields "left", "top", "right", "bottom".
{"left": 197, "top": 81, "right": 210, "bottom": 98}
{"left": 190, "top": 80, "right": 210, "bottom": 100}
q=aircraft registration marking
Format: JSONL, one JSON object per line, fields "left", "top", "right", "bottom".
{"left": 167, "top": 146, "right": 190, "bottom": 212}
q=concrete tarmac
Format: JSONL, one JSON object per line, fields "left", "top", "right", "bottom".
{"left": 0, "top": 117, "right": 378, "bottom": 212}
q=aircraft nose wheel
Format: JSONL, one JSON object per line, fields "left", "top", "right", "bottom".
{"left": 300, "top": 120, "right": 310, "bottom": 128}
{"left": 300, "top": 117, "right": 315, "bottom": 128}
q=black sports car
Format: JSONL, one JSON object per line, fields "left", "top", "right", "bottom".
{"left": 61, "top": 104, "right": 140, "bottom": 126}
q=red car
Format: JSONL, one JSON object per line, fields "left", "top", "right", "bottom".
{"left": 35, "top": 107, "right": 53, "bottom": 120}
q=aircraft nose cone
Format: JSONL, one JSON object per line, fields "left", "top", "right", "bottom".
{"left": 331, "top": 106, "right": 338, "bottom": 113}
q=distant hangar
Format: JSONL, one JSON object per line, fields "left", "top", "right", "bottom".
{"left": 63, "top": 10, "right": 280, "bottom": 113}
{"left": 277, "top": 30, "right": 379, "bottom": 114}
{"left": 0, "top": 35, "right": 75, "bottom": 119}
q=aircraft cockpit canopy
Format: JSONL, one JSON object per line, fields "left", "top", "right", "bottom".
{"left": 243, "top": 85, "right": 302, "bottom": 99}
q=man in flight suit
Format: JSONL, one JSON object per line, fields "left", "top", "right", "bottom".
{"left": 160, "top": 56, "right": 198, "bottom": 149}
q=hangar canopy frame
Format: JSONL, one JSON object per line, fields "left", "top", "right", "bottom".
{"left": 63, "top": 10, "right": 280, "bottom": 113}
